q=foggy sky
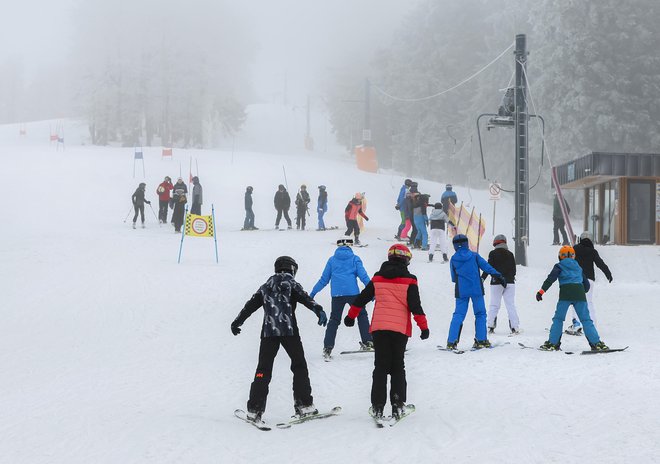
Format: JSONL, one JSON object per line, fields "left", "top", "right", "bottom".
{"left": 2, "top": 0, "right": 419, "bottom": 104}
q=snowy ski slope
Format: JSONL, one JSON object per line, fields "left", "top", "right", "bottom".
{"left": 1, "top": 116, "right": 659, "bottom": 464}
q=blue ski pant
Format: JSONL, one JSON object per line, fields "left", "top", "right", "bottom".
{"left": 324, "top": 295, "right": 372, "bottom": 349}
{"left": 548, "top": 299, "right": 600, "bottom": 345}
{"left": 318, "top": 209, "right": 326, "bottom": 229}
{"left": 447, "top": 295, "right": 488, "bottom": 343}
{"left": 413, "top": 215, "right": 428, "bottom": 247}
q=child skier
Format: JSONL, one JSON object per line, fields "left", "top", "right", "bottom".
{"left": 310, "top": 237, "right": 372, "bottom": 359}
{"left": 343, "top": 244, "right": 429, "bottom": 420}
{"left": 428, "top": 202, "right": 449, "bottom": 262}
{"left": 344, "top": 193, "right": 369, "bottom": 245}
{"left": 535, "top": 246, "right": 609, "bottom": 351}
{"left": 482, "top": 234, "right": 520, "bottom": 335}
{"left": 131, "top": 183, "right": 151, "bottom": 229}
{"left": 565, "top": 231, "right": 613, "bottom": 334}
{"left": 230, "top": 256, "right": 328, "bottom": 423}
{"left": 446, "top": 234, "right": 504, "bottom": 349}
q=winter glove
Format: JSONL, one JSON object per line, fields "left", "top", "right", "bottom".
{"left": 395, "top": 204, "right": 400, "bottom": 211}
{"left": 318, "top": 209, "right": 323, "bottom": 213}
{"left": 500, "top": 279, "right": 507, "bottom": 289}
{"left": 146, "top": 200, "right": 151, "bottom": 205}
{"left": 607, "top": 276, "right": 613, "bottom": 283}
{"left": 344, "top": 315, "right": 355, "bottom": 327}
{"left": 364, "top": 216, "right": 369, "bottom": 221}
{"left": 535, "top": 290, "right": 544, "bottom": 302}
{"left": 420, "top": 329, "right": 430, "bottom": 340}
{"left": 231, "top": 322, "right": 241, "bottom": 336}
{"left": 318, "top": 310, "right": 328, "bottom": 327}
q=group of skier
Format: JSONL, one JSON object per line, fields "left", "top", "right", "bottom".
{"left": 395, "top": 180, "right": 457, "bottom": 259}
{"left": 230, "top": 229, "right": 614, "bottom": 426}
{"left": 131, "top": 176, "right": 203, "bottom": 232}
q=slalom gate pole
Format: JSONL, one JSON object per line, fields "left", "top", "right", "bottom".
{"left": 212, "top": 204, "right": 219, "bottom": 263}
{"left": 177, "top": 207, "right": 188, "bottom": 264}
{"left": 123, "top": 205, "right": 134, "bottom": 223}
{"left": 148, "top": 203, "right": 160, "bottom": 227}
{"left": 282, "top": 165, "right": 289, "bottom": 190}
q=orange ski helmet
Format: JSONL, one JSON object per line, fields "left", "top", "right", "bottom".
{"left": 558, "top": 245, "right": 575, "bottom": 260}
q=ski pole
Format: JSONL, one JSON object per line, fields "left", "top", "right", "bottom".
{"left": 123, "top": 205, "right": 134, "bottom": 223}
{"left": 148, "top": 203, "right": 160, "bottom": 226}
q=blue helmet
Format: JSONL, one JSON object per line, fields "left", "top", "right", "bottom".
{"left": 452, "top": 234, "right": 469, "bottom": 251}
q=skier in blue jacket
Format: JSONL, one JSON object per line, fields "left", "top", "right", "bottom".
{"left": 446, "top": 234, "right": 504, "bottom": 350}
{"left": 317, "top": 185, "right": 328, "bottom": 231}
{"left": 395, "top": 179, "right": 412, "bottom": 239}
{"left": 310, "top": 237, "right": 372, "bottom": 359}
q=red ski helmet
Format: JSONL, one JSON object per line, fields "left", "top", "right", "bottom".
{"left": 388, "top": 244, "right": 412, "bottom": 265}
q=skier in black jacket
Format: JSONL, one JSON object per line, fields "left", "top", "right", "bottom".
{"left": 567, "top": 232, "right": 613, "bottom": 332}
{"left": 131, "top": 183, "right": 151, "bottom": 229}
{"left": 231, "top": 256, "right": 328, "bottom": 423}
{"left": 274, "top": 184, "right": 292, "bottom": 229}
{"left": 481, "top": 235, "right": 520, "bottom": 334}
{"left": 242, "top": 186, "right": 257, "bottom": 230}
{"left": 295, "top": 184, "right": 311, "bottom": 230}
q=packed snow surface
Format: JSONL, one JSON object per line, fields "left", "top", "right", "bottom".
{"left": 1, "top": 117, "right": 659, "bottom": 464}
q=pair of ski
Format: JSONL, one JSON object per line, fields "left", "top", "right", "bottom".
{"left": 517, "top": 342, "right": 628, "bottom": 355}
{"left": 437, "top": 341, "right": 509, "bottom": 355}
{"left": 370, "top": 404, "right": 416, "bottom": 428}
{"left": 234, "top": 406, "right": 342, "bottom": 431}
{"left": 324, "top": 349, "right": 374, "bottom": 362}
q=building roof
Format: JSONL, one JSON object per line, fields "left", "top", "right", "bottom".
{"left": 555, "top": 152, "right": 660, "bottom": 188}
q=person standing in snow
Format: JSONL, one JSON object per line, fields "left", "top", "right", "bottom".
{"left": 552, "top": 193, "right": 571, "bottom": 246}
{"left": 310, "top": 237, "right": 373, "bottom": 359}
{"left": 274, "top": 184, "right": 292, "bottom": 229}
{"left": 428, "top": 202, "right": 449, "bottom": 263}
{"left": 131, "top": 183, "right": 151, "bottom": 229}
{"left": 565, "top": 231, "right": 613, "bottom": 334}
{"left": 242, "top": 186, "right": 257, "bottom": 230}
{"left": 482, "top": 235, "right": 520, "bottom": 335}
{"left": 317, "top": 185, "right": 328, "bottom": 231}
{"left": 230, "top": 256, "right": 328, "bottom": 423}
{"left": 344, "top": 193, "right": 369, "bottom": 245}
{"left": 535, "top": 246, "right": 609, "bottom": 351}
{"left": 172, "top": 178, "right": 188, "bottom": 233}
{"left": 395, "top": 179, "right": 412, "bottom": 239}
{"left": 191, "top": 176, "right": 203, "bottom": 215}
{"left": 295, "top": 184, "right": 311, "bottom": 230}
{"left": 405, "top": 184, "right": 419, "bottom": 246}
{"left": 343, "top": 244, "right": 429, "bottom": 420}
{"left": 412, "top": 193, "right": 430, "bottom": 250}
{"left": 446, "top": 234, "right": 504, "bottom": 350}
{"left": 156, "top": 176, "right": 173, "bottom": 224}
{"left": 440, "top": 183, "right": 458, "bottom": 214}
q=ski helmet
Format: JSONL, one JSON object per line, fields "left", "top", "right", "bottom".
{"left": 446, "top": 184, "right": 453, "bottom": 190}
{"left": 139, "top": 182, "right": 146, "bottom": 188}
{"left": 336, "top": 236, "right": 354, "bottom": 247}
{"left": 318, "top": 185, "right": 326, "bottom": 191}
{"left": 192, "top": 176, "right": 199, "bottom": 183}
{"left": 580, "top": 231, "right": 593, "bottom": 241}
{"left": 165, "top": 176, "right": 171, "bottom": 182}
{"left": 274, "top": 256, "right": 298, "bottom": 276}
{"left": 278, "top": 184, "right": 285, "bottom": 190}
{"left": 404, "top": 179, "right": 413, "bottom": 187}
{"left": 246, "top": 186, "right": 253, "bottom": 192}
{"left": 388, "top": 243, "right": 412, "bottom": 265}
{"left": 558, "top": 245, "right": 575, "bottom": 260}
{"left": 493, "top": 234, "right": 508, "bottom": 250}
{"left": 300, "top": 184, "right": 307, "bottom": 190}
{"left": 452, "top": 234, "right": 469, "bottom": 251}
{"left": 434, "top": 202, "right": 442, "bottom": 209}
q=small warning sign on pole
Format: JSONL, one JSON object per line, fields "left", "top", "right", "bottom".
{"left": 489, "top": 182, "right": 502, "bottom": 201}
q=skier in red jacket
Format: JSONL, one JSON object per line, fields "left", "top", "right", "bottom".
{"left": 344, "top": 244, "right": 429, "bottom": 421}
{"left": 344, "top": 193, "right": 369, "bottom": 245}
{"left": 156, "top": 176, "right": 173, "bottom": 223}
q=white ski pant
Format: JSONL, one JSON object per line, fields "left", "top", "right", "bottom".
{"left": 486, "top": 283, "right": 519, "bottom": 330}
{"left": 428, "top": 228, "right": 448, "bottom": 257}
{"left": 571, "top": 279, "right": 596, "bottom": 325}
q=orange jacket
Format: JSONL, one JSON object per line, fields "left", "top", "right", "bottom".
{"left": 348, "top": 260, "right": 427, "bottom": 337}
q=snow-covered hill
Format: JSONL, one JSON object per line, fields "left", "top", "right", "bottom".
{"left": 1, "top": 116, "right": 659, "bottom": 464}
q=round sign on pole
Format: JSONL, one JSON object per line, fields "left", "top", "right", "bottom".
{"left": 489, "top": 183, "right": 502, "bottom": 201}
{"left": 191, "top": 217, "right": 208, "bottom": 235}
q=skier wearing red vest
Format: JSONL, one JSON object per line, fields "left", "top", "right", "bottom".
{"left": 344, "top": 193, "right": 369, "bottom": 245}
{"left": 344, "top": 243, "right": 429, "bottom": 421}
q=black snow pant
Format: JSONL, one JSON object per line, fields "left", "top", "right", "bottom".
{"left": 132, "top": 204, "right": 145, "bottom": 223}
{"left": 553, "top": 217, "right": 569, "bottom": 245}
{"left": 371, "top": 330, "right": 408, "bottom": 412}
{"left": 345, "top": 219, "right": 360, "bottom": 239}
{"left": 275, "top": 208, "right": 292, "bottom": 227}
{"left": 158, "top": 200, "right": 169, "bottom": 223}
{"left": 296, "top": 208, "right": 307, "bottom": 230}
{"left": 409, "top": 217, "right": 418, "bottom": 247}
{"left": 191, "top": 202, "right": 201, "bottom": 215}
{"left": 247, "top": 335, "right": 314, "bottom": 414}
{"left": 173, "top": 203, "right": 185, "bottom": 232}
